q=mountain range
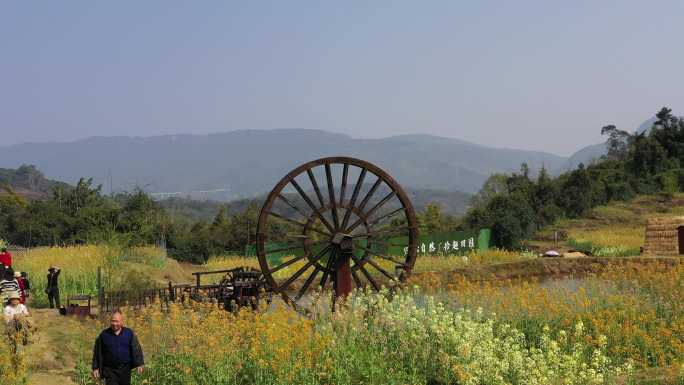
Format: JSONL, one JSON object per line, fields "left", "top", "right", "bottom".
{"left": 0, "top": 130, "right": 571, "bottom": 201}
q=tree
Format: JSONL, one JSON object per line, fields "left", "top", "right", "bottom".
{"left": 419, "top": 203, "right": 443, "bottom": 235}
{"left": 117, "top": 189, "right": 162, "bottom": 245}
{"left": 209, "top": 206, "right": 234, "bottom": 254}
{"left": 626, "top": 133, "right": 672, "bottom": 178}
{"left": 557, "top": 164, "right": 593, "bottom": 218}
{"left": 531, "top": 167, "right": 561, "bottom": 228}
{"left": 484, "top": 194, "right": 535, "bottom": 249}
{"left": 601, "top": 124, "right": 632, "bottom": 161}
{"left": 470, "top": 174, "right": 508, "bottom": 208}
{"left": 651, "top": 107, "right": 684, "bottom": 162}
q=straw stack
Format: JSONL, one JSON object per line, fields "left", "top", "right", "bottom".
{"left": 643, "top": 216, "right": 684, "bottom": 256}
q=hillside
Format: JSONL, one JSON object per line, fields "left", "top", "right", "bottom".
{"left": 532, "top": 193, "right": 684, "bottom": 256}
{"left": 0, "top": 165, "right": 70, "bottom": 200}
{"left": 0, "top": 130, "right": 566, "bottom": 200}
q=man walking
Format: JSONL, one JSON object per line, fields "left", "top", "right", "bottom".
{"left": 92, "top": 310, "right": 145, "bottom": 385}
{"left": 45, "top": 266, "right": 61, "bottom": 309}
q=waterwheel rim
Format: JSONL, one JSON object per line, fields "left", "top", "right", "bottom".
{"left": 256, "top": 157, "right": 419, "bottom": 310}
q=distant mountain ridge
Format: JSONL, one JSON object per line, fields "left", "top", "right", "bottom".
{"left": 0, "top": 129, "right": 567, "bottom": 200}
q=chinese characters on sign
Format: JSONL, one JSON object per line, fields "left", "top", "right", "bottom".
{"left": 402, "top": 232, "right": 481, "bottom": 256}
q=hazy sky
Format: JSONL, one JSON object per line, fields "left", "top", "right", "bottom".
{"left": 1, "top": 1, "right": 682, "bottom": 156}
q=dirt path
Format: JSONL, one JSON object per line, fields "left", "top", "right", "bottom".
{"left": 26, "top": 309, "right": 80, "bottom": 385}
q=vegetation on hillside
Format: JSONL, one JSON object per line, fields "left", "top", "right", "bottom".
{"left": 159, "top": 188, "right": 471, "bottom": 222}
{"left": 0, "top": 181, "right": 463, "bottom": 264}
{"left": 0, "top": 165, "right": 71, "bottom": 198}
{"left": 465, "top": 107, "right": 684, "bottom": 249}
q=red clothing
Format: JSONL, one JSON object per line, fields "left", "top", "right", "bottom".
{"left": 17, "top": 278, "right": 26, "bottom": 304}
{"left": 0, "top": 251, "right": 11, "bottom": 267}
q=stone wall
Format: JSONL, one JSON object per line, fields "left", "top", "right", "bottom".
{"left": 643, "top": 216, "right": 684, "bottom": 256}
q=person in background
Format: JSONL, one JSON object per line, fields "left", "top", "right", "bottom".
{"left": 4, "top": 292, "right": 29, "bottom": 323}
{"left": 0, "top": 268, "right": 20, "bottom": 305}
{"left": 92, "top": 310, "right": 145, "bottom": 385}
{"left": 4, "top": 291, "right": 31, "bottom": 347}
{"left": 0, "top": 248, "right": 11, "bottom": 268}
{"left": 46, "top": 266, "right": 61, "bottom": 309}
{"left": 14, "top": 272, "right": 26, "bottom": 304}
{"left": 20, "top": 272, "right": 31, "bottom": 301}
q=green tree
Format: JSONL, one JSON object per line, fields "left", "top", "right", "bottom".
{"left": 531, "top": 167, "right": 561, "bottom": 228}
{"left": 209, "top": 206, "right": 234, "bottom": 254}
{"left": 117, "top": 189, "right": 162, "bottom": 245}
{"left": 419, "top": 203, "right": 443, "bottom": 235}
{"left": 470, "top": 174, "right": 508, "bottom": 208}
{"left": 483, "top": 194, "right": 535, "bottom": 249}
{"left": 557, "top": 164, "right": 593, "bottom": 218}
{"left": 600, "top": 124, "right": 632, "bottom": 161}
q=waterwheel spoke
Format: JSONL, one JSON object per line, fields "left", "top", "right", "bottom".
{"left": 306, "top": 169, "right": 326, "bottom": 210}
{"left": 351, "top": 268, "right": 362, "bottom": 288}
{"left": 290, "top": 179, "right": 335, "bottom": 234}
{"left": 357, "top": 245, "right": 408, "bottom": 267}
{"left": 354, "top": 258, "right": 380, "bottom": 291}
{"left": 277, "top": 194, "right": 310, "bottom": 220}
{"left": 351, "top": 226, "right": 413, "bottom": 239}
{"left": 364, "top": 257, "right": 395, "bottom": 281}
{"left": 319, "top": 247, "right": 336, "bottom": 289}
{"left": 356, "top": 177, "right": 383, "bottom": 213}
{"left": 268, "top": 211, "right": 330, "bottom": 237}
{"left": 325, "top": 163, "right": 340, "bottom": 229}
{"left": 341, "top": 168, "right": 367, "bottom": 229}
{"left": 346, "top": 191, "right": 396, "bottom": 233}
{"left": 278, "top": 245, "right": 331, "bottom": 291}
{"left": 269, "top": 253, "right": 308, "bottom": 275}
{"left": 368, "top": 206, "right": 406, "bottom": 226}
{"left": 295, "top": 266, "right": 321, "bottom": 301}
{"left": 340, "top": 163, "right": 349, "bottom": 207}
{"left": 265, "top": 240, "right": 327, "bottom": 255}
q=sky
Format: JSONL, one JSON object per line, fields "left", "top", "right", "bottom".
{"left": 1, "top": 1, "right": 682, "bottom": 156}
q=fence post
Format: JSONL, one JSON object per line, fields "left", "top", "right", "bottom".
{"left": 168, "top": 281, "right": 174, "bottom": 302}
{"left": 97, "top": 267, "right": 104, "bottom": 312}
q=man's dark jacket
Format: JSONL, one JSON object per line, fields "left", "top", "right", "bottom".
{"left": 46, "top": 270, "right": 60, "bottom": 292}
{"left": 92, "top": 327, "right": 144, "bottom": 370}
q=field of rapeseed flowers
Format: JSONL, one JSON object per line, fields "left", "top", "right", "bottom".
{"left": 6, "top": 244, "right": 683, "bottom": 384}
{"left": 14, "top": 244, "right": 175, "bottom": 307}
{"left": 72, "top": 289, "right": 631, "bottom": 385}
{"left": 421, "top": 260, "right": 684, "bottom": 382}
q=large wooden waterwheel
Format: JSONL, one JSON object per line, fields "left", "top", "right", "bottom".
{"left": 256, "top": 157, "right": 419, "bottom": 310}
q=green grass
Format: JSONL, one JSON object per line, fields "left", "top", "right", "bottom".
{"left": 567, "top": 238, "right": 641, "bottom": 257}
